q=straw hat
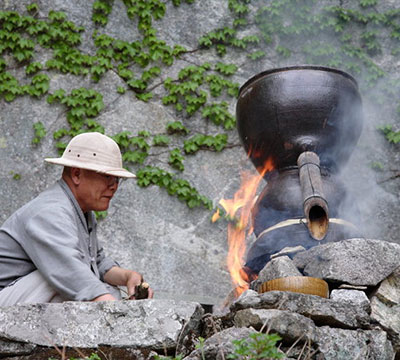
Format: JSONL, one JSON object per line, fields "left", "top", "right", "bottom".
{"left": 45, "top": 132, "right": 135, "bottom": 178}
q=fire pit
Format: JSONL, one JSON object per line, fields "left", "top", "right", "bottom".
{"left": 236, "top": 66, "right": 364, "bottom": 280}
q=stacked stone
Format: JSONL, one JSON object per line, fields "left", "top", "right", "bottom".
{"left": 1, "top": 238, "right": 400, "bottom": 359}
{"left": 188, "top": 238, "right": 400, "bottom": 359}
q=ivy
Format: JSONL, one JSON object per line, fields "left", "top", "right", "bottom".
{"left": 168, "top": 148, "right": 185, "bottom": 171}
{"left": 379, "top": 125, "right": 400, "bottom": 144}
{"left": 26, "top": 61, "right": 43, "bottom": 75}
{"left": 360, "top": 0, "right": 378, "bottom": 8}
{"left": 92, "top": 0, "right": 114, "bottom": 26}
{"left": 166, "top": 121, "right": 189, "bottom": 135}
{"left": 215, "top": 62, "right": 238, "bottom": 76}
{"left": 183, "top": 134, "right": 228, "bottom": 154}
{"left": 26, "top": 3, "right": 39, "bottom": 14}
{"left": 202, "top": 102, "right": 236, "bottom": 130}
{"left": 171, "top": 0, "right": 195, "bottom": 6}
{"left": 0, "top": 72, "right": 24, "bottom": 102}
{"left": 136, "top": 166, "right": 212, "bottom": 209}
{"left": 3, "top": 0, "right": 400, "bottom": 212}
{"left": 47, "top": 88, "right": 105, "bottom": 151}
{"left": 32, "top": 122, "right": 46, "bottom": 145}
{"left": 153, "top": 135, "right": 170, "bottom": 146}
{"left": 29, "top": 74, "right": 50, "bottom": 97}
{"left": 162, "top": 64, "right": 238, "bottom": 124}
{"left": 111, "top": 131, "right": 150, "bottom": 165}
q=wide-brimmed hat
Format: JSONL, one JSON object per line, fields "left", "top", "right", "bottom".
{"left": 45, "top": 132, "right": 136, "bottom": 178}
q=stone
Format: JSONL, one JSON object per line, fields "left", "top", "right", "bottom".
{"left": 370, "top": 266, "right": 400, "bottom": 351}
{"left": 231, "top": 290, "right": 370, "bottom": 329}
{"left": 338, "top": 284, "right": 368, "bottom": 291}
{"left": 314, "top": 326, "right": 394, "bottom": 360}
{"left": 183, "top": 327, "right": 256, "bottom": 360}
{"left": 293, "top": 238, "right": 400, "bottom": 286}
{"left": 0, "top": 339, "right": 37, "bottom": 357}
{"left": 374, "top": 266, "right": 400, "bottom": 305}
{"left": 0, "top": 300, "right": 203, "bottom": 352}
{"left": 370, "top": 296, "right": 400, "bottom": 352}
{"left": 250, "top": 256, "right": 303, "bottom": 292}
{"left": 233, "top": 308, "right": 316, "bottom": 343}
{"left": 330, "top": 289, "right": 370, "bottom": 312}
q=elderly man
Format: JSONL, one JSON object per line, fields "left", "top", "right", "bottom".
{"left": 0, "top": 132, "right": 152, "bottom": 306}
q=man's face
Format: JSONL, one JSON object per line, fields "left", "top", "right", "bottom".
{"left": 75, "top": 169, "right": 120, "bottom": 213}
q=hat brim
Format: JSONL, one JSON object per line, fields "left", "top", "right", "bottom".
{"left": 45, "top": 158, "right": 136, "bottom": 178}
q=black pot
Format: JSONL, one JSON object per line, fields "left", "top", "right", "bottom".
{"left": 236, "top": 66, "right": 364, "bottom": 174}
{"left": 244, "top": 169, "right": 363, "bottom": 274}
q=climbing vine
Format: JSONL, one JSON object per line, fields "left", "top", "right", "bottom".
{"left": 1, "top": 0, "right": 400, "bottom": 212}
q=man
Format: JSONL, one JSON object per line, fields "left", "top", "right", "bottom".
{"left": 0, "top": 132, "right": 153, "bottom": 306}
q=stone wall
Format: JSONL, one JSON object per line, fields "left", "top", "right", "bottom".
{"left": 1, "top": 238, "right": 400, "bottom": 359}
{"left": 1, "top": 0, "right": 400, "bottom": 306}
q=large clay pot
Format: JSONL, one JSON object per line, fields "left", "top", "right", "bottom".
{"left": 236, "top": 66, "right": 363, "bottom": 174}
{"left": 236, "top": 66, "right": 364, "bottom": 275}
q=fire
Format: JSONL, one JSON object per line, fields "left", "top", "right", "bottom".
{"left": 214, "top": 158, "right": 274, "bottom": 296}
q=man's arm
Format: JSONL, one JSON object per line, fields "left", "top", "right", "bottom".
{"left": 93, "top": 293, "right": 117, "bottom": 301}
{"left": 23, "top": 209, "right": 116, "bottom": 301}
{"left": 103, "top": 266, "right": 153, "bottom": 299}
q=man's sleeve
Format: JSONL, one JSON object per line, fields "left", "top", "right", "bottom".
{"left": 96, "top": 245, "right": 119, "bottom": 281}
{"left": 21, "top": 208, "right": 112, "bottom": 301}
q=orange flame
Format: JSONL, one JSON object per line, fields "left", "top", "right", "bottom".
{"left": 214, "top": 157, "right": 274, "bottom": 297}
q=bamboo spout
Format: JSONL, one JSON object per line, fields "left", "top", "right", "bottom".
{"left": 297, "top": 151, "right": 329, "bottom": 240}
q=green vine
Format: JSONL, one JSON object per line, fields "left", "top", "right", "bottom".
{"left": 136, "top": 166, "right": 212, "bottom": 209}
{"left": 379, "top": 125, "right": 400, "bottom": 144}
{"left": 2, "top": 0, "right": 400, "bottom": 212}
{"left": 32, "top": 122, "right": 46, "bottom": 145}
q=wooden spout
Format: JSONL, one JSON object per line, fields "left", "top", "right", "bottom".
{"left": 297, "top": 151, "right": 329, "bottom": 240}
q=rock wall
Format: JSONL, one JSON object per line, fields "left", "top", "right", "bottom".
{"left": 1, "top": 0, "right": 400, "bottom": 305}
{"left": 2, "top": 238, "right": 400, "bottom": 359}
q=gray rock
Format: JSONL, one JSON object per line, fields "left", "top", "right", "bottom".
{"left": 374, "top": 266, "right": 400, "bottom": 305}
{"left": 330, "top": 289, "right": 370, "bottom": 312}
{"left": 370, "top": 268, "right": 400, "bottom": 351}
{"left": 338, "top": 284, "right": 368, "bottom": 291}
{"left": 183, "top": 327, "right": 256, "bottom": 360}
{"left": 370, "top": 296, "right": 400, "bottom": 352}
{"left": 315, "top": 326, "right": 394, "bottom": 360}
{"left": 293, "top": 238, "right": 400, "bottom": 286}
{"left": 251, "top": 256, "right": 303, "bottom": 292}
{"left": 234, "top": 308, "right": 316, "bottom": 343}
{"left": 0, "top": 300, "right": 203, "bottom": 350}
{"left": 231, "top": 290, "right": 370, "bottom": 329}
{"left": 234, "top": 289, "right": 259, "bottom": 305}
{"left": 0, "top": 339, "right": 37, "bottom": 357}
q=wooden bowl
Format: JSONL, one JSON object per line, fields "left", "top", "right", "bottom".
{"left": 258, "top": 276, "right": 329, "bottom": 298}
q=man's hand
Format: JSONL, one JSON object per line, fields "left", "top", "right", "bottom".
{"left": 104, "top": 266, "right": 154, "bottom": 299}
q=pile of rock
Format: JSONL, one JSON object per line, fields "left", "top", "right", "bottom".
{"left": 1, "top": 238, "right": 400, "bottom": 359}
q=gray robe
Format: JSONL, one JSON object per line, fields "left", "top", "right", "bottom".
{"left": 0, "top": 179, "right": 118, "bottom": 301}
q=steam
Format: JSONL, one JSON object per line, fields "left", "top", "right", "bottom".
{"left": 239, "top": 2, "right": 400, "bottom": 244}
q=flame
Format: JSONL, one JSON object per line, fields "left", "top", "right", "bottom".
{"left": 215, "top": 157, "right": 274, "bottom": 297}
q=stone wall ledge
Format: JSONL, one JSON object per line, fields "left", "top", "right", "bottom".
{"left": 0, "top": 299, "right": 204, "bottom": 359}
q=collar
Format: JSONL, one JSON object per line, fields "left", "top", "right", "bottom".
{"left": 58, "top": 178, "right": 94, "bottom": 233}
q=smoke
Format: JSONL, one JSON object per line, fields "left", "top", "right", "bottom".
{"left": 238, "top": 0, "right": 400, "bottom": 244}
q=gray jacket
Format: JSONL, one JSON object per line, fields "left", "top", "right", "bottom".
{"left": 0, "top": 179, "right": 118, "bottom": 301}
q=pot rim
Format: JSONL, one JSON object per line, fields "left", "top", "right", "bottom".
{"left": 239, "top": 65, "right": 358, "bottom": 96}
